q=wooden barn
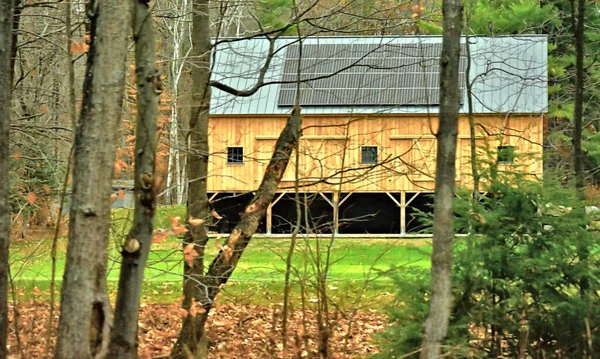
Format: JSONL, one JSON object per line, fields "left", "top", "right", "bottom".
{"left": 206, "top": 36, "right": 547, "bottom": 236}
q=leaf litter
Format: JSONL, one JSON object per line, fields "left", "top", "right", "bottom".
{"left": 8, "top": 301, "right": 385, "bottom": 358}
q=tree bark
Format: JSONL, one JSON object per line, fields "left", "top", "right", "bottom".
{"left": 0, "top": 1, "right": 14, "bottom": 358}
{"left": 172, "top": 107, "right": 303, "bottom": 358}
{"left": 420, "top": 0, "right": 463, "bottom": 358}
{"left": 171, "top": 0, "right": 213, "bottom": 356}
{"left": 108, "top": 1, "right": 160, "bottom": 357}
{"left": 9, "top": 0, "right": 20, "bottom": 87}
{"left": 54, "top": 1, "right": 132, "bottom": 358}
{"left": 571, "top": 0, "right": 585, "bottom": 192}
{"left": 178, "top": 0, "right": 212, "bottom": 355}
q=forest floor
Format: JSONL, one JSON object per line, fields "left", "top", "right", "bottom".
{"left": 7, "top": 301, "right": 386, "bottom": 358}
{"left": 8, "top": 220, "right": 430, "bottom": 357}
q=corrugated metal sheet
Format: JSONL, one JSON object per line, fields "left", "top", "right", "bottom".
{"left": 210, "top": 35, "right": 548, "bottom": 115}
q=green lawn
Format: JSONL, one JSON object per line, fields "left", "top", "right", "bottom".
{"left": 9, "top": 207, "right": 432, "bottom": 308}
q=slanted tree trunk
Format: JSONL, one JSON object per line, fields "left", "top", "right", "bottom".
{"left": 172, "top": 107, "right": 303, "bottom": 358}
{"left": 420, "top": 0, "right": 463, "bottom": 358}
{"left": 0, "top": 1, "right": 14, "bottom": 358}
{"left": 54, "top": 1, "right": 132, "bottom": 358}
{"left": 108, "top": 1, "right": 160, "bottom": 357}
{"left": 170, "top": 0, "right": 213, "bottom": 357}
{"left": 571, "top": 0, "right": 585, "bottom": 192}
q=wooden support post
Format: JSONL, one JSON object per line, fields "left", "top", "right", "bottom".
{"left": 400, "top": 191, "right": 406, "bottom": 235}
{"left": 266, "top": 205, "right": 273, "bottom": 235}
{"left": 333, "top": 192, "right": 340, "bottom": 235}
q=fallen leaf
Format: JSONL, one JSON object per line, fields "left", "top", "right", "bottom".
{"left": 110, "top": 193, "right": 118, "bottom": 201}
{"left": 170, "top": 216, "right": 181, "bottom": 228}
{"left": 117, "top": 189, "right": 125, "bottom": 200}
{"left": 183, "top": 243, "right": 199, "bottom": 267}
{"left": 152, "top": 228, "right": 169, "bottom": 243}
{"left": 172, "top": 225, "right": 188, "bottom": 236}
{"left": 70, "top": 41, "right": 89, "bottom": 55}
{"left": 188, "top": 216, "right": 205, "bottom": 226}
{"left": 189, "top": 301, "right": 206, "bottom": 317}
{"left": 26, "top": 192, "right": 37, "bottom": 205}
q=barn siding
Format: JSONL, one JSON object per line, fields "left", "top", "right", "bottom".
{"left": 207, "top": 114, "right": 543, "bottom": 193}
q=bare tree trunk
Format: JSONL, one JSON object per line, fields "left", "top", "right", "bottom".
{"left": 108, "top": 1, "right": 160, "bottom": 357}
{"left": 0, "top": 2, "right": 14, "bottom": 358}
{"left": 165, "top": 0, "right": 190, "bottom": 205}
{"left": 571, "top": 0, "right": 585, "bottom": 192}
{"left": 420, "top": 0, "right": 463, "bottom": 358}
{"left": 171, "top": 0, "right": 212, "bottom": 356}
{"left": 55, "top": 1, "right": 132, "bottom": 358}
{"left": 9, "top": 0, "right": 20, "bottom": 87}
{"left": 172, "top": 107, "right": 303, "bottom": 359}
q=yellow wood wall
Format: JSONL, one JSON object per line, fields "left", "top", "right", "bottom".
{"left": 207, "top": 114, "right": 544, "bottom": 193}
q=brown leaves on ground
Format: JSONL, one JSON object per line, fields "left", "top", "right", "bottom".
{"left": 8, "top": 301, "right": 384, "bottom": 358}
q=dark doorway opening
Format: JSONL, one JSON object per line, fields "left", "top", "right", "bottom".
{"left": 271, "top": 193, "right": 334, "bottom": 234}
{"left": 405, "top": 192, "right": 434, "bottom": 233}
{"left": 210, "top": 192, "right": 266, "bottom": 234}
{"left": 338, "top": 193, "right": 401, "bottom": 234}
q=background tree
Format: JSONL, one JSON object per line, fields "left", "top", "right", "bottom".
{"left": 109, "top": 0, "right": 160, "bottom": 356}
{"left": 55, "top": 1, "right": 132, "bottom": 357}
{"left": 420, "top": 0, "right": 463, "bottom": 357}
{"left": 0, "top": 1, "right": 15, "bottom": 358}
{"left": 571, "top": 0, "right": 585, "bottom": 191}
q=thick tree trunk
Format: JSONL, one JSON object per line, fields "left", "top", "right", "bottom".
{"left": 0, "top": 2, "right": 14, "bottom": 358}
{"left": 108, "top": 2, "right": 160, "bottom": 358}
{"left": 572, "top": 0, "right": 585, "bottom": 192}
{"left": 172, "top": 108, "right": 303, "bottom": 358}
{"left": 171, "top": 0, "right": 212, "bottom": 357}
{"left": 420, "top": 0, "right": 463, "bottom": 358}
{"left": 54, "top": 1, "right": 132, "bottom": 358}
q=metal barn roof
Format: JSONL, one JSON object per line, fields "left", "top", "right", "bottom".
{"left": 210, "top": 35, "right": 548, "bottom": 115}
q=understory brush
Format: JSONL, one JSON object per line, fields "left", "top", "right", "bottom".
{"left": 376, "top": 167, "right": 600, "bottom": 358}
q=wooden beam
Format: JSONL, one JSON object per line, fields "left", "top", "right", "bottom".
{"left": 389, "top": 134, "right": 483, "bottom": 140}
{"left": 385, "top": 192, "right": 401, "bottom": 207}
{"left": 266, "top": 205, "right": 273, "bottom": 235}
{"left": 318, "top": 192, "right": 334, "bottom": 207}
{"left": 390, "top": 135, "right": 436, "bottom": 140}
{"left": 272, "top": 192, "right": 286, "bottom": 206}
{"left": 338, "top": 192, "right": 353, "bottom": 206}
{"left": 400, "top": 191, "right": 406, "bottom": 235}
{"left": 209, "top": 192, "right": 219, "bottom": 201}
{"left": 406, "top": 192, "right": 420, "bottom": 207}
{"left": 333, "top": 192, "right": 340, "bottom": 234}
{"left": 256, "top": 135, "right": 347, "bottom": 141}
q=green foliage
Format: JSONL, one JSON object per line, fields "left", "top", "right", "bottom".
{"left": 256, "top": 0, "right": 294, "bottom": 32}
{"left": 468, "top": 0, "right": 559, "bottom": 35}
{"left": 9, "top": 153, "right": 66, "bottom": 225}
{"left": 376, "top": 163, "right": 600, "bottom": 358}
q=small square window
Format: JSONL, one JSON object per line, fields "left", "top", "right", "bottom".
{"left": 227, "top": 147, "right": 244, "bottom": 164}
{"left": 497, "top": 146, "right": 515, "bottom": 164}
{"left": 361, "top": 146, "right": 378, "bottom": 164}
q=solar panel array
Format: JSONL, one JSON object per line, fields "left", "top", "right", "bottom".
{"left": 278, "top": 42, "right": 466, "bottom": 107}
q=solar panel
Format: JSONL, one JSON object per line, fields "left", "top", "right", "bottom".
{"left": 277, "top": 42, "right": 466, "bottom": 107}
